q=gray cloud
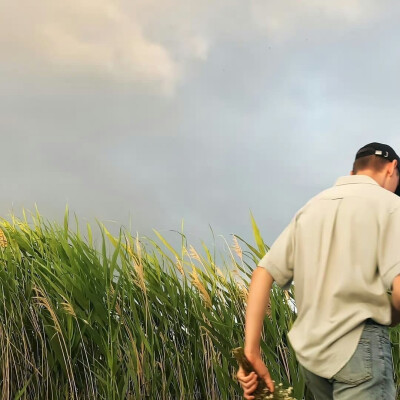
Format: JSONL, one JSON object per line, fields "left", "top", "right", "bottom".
{"left": 1, "top": 1, "right": 400, "bottom": 255}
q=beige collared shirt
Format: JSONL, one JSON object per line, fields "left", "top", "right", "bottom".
{"left": 258, "top": 174, "right": 400, "bottom": 378}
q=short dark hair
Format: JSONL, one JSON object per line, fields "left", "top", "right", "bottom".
{"left": 352, "top": 155, "right": 392, "bottom": 174}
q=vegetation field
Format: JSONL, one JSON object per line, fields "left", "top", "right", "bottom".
{"left": 0, "top": 208, "right": 399, "bottom": 399}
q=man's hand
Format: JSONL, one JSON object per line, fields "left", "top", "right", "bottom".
{"left": 236, "top": 367, "right": 258, "bottom": 400}
{"left": 236, "top": 353, "right": 274, "bottom": 399}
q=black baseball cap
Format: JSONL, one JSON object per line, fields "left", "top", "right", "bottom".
{"left": 355, "top": 142, "right": 400, "bottom": 196}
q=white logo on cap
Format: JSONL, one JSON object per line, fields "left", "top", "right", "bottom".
{"left": 375, "top": 150, "right": 389, "bottom": 157}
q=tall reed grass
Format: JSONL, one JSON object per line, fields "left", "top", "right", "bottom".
{"left": 0, "top": 208, "right": 398, "bottom": 399}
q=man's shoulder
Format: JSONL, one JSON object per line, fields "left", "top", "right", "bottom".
{"left": 295, "top": 186, "right": 335, "bottom": 213}
{"left": 299, "top": 178, "right": 400, "bottom": 215}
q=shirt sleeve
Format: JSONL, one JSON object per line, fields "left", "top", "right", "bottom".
{"left": 258, "top": 218, "right": 295, "bottom": 290}
{"left": 378, "top": 206, "right": 400, "bottom": 290}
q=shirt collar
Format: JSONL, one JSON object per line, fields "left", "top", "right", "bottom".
{"left": 335, "top": 175, "right": 380, "bottom": 187}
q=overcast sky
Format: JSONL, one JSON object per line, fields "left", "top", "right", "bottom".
{"left": 1, "top": 1, "right": 400, "bottom": 256}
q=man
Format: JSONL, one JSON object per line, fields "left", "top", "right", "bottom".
{"left": 237, "top": 142, "right": 400, "bottom": 399}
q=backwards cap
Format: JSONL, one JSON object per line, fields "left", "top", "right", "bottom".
{"left": 355, "top": 142, "right": 400, "bottom": 196}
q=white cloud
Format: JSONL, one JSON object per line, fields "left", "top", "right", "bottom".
{"left": 0, "top": 0, "right": 210, "bottom": 95}
{"left": 184, "top": 35, "right": 209, "bottom": 61}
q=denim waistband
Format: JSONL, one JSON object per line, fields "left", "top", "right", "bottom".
{"left": 365, "top": 318, "right": 387, "bottom": 327}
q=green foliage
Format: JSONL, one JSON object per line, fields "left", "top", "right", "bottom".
{"left": 0, "top": 209, "right": 397, "bottom": 399}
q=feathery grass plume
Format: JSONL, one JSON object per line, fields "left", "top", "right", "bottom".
{"left": 32, "top": 286, "right": 77, "bottom": 398}
{"left": 190, "top": 268, "right": 212, "bottom": 309}
{"left": 129, "top": 234, "right": 146, "bottom": 294}
{"left": 189, "top": 245, "right": 202, "bottom": 264}
{"left": 175, "top": 256, "right": 185, "bottom": 275}
{"left": 232, "top": 235, "right": 243, "bottom": 260}
{"left": 0, "top": 228, "right": 7, "bottom": 248}
{"left": 60, "top": 298, "right": 76, "bottom": 319}
{"left": 233, "top": 347, "right": 296, "bottom": 400}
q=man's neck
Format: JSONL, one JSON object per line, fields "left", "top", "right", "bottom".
{"left": 353, "top": 170, "right": 384, "bottom": 187}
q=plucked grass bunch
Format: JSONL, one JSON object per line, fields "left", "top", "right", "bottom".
{"left": 233, "top": 347, "right": 296, "bottom": 399}
{"left": 0, "top": 207, "right": 399, "bottom": 399}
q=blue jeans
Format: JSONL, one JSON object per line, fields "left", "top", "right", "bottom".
{"left": 299, "top": 319, "right": 396, "bottom": 399}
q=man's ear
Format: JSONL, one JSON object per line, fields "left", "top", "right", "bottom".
{"left": 350, "top": 170, "right": 354, "bottom": 175}
{"left": 390, "top": 160, "right": 398, "bottom": 177}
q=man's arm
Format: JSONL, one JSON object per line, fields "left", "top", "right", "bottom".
{"left": 242, "top": 266, "right": 275, "bottom": 393}
{"left": 244, "top": 267, "right": 274, "bottom": 357}
{"left": 238, "top": 220, "right": 295, "bottom": 398}
{"left": 390, "top": 275, "right": 400, "bottom": 327}
{"left": 390, "top": 302, "right": 400, "bottom": 327}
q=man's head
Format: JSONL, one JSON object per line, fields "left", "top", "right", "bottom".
{"left": 352, "top": 142, "right": 400, "bottom": 195}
